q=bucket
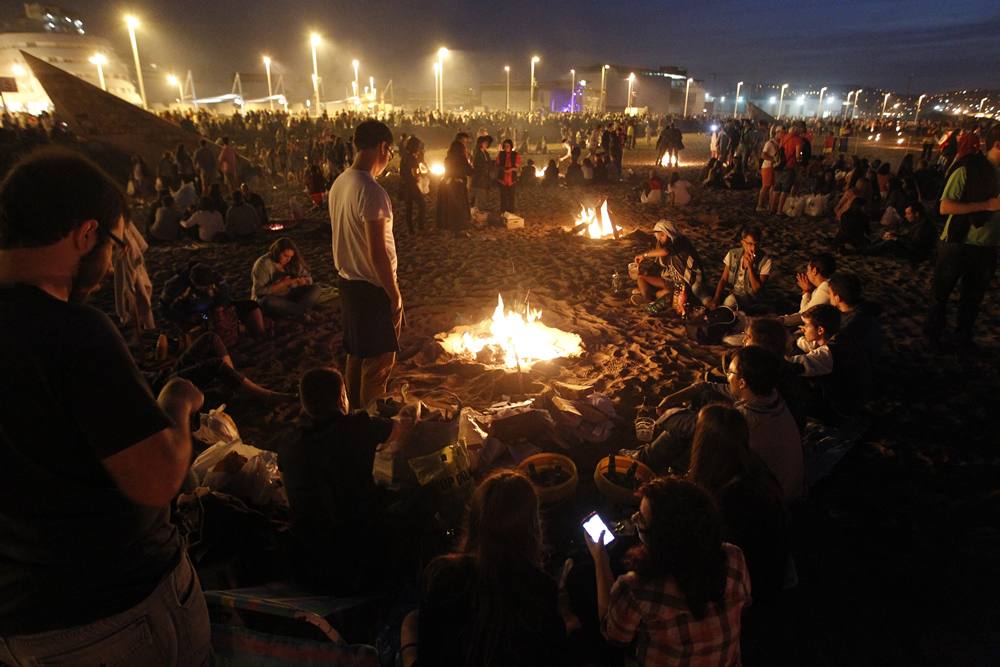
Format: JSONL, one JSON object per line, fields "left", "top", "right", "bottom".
{"left": 518, "top": 452, "right": 578, "bottom": 505}
{"left": 594, "top": 455, "right": 656, "bottom": 505}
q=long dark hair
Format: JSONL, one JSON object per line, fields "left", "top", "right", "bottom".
{"left": 627, "top": 477, "right": 727, "bottom": 619}
{"left": 425, "top": 470, "right": 543, "bottom": 667}
{"left": 267, "top": 236, "right": 307, "bottom": 275}
{"left": 688, "top": 404, "right": 752, "bottom": 497}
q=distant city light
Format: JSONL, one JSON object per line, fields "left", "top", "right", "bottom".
{"left": 768, "top": 96, "right": 777, "bottom": 104}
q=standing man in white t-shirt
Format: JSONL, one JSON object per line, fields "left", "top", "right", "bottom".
{"left": 328, "top": 120, "right": 401, "bottom": 410}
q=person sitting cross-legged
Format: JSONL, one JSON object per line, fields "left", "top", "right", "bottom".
{"left": 631, "top": 219, "right": 710, "bottom": 311}
{"left": 707, "top": 226, "right": 772, "bottom": 313}
{"left": 251, "top": 237, "right": 321, "bottom": 322}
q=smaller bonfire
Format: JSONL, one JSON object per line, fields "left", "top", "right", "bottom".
{"left": 438, "top": 294, "right": 584, "bottom": 370}
{"left": 572, "top": 200, "right": 621, "bottom": 239}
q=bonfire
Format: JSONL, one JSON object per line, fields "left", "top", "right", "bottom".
{"left": 438, "top": 294, "right": 584, "bottom": 370}
{"left": 572, "top": 200, "right": 621, "bottom": 239}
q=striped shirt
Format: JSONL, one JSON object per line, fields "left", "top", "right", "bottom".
{"left": 602, "top": 543, "right": 751, "bottom": 666}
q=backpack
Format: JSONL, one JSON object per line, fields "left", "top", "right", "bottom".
{"left": 772, "top": 140, "right": 787, "bottom": 171}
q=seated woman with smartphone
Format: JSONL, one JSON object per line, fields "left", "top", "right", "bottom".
{"left": 585, "top": 477, "right": 751, "bottom": 666}
{"left": 401, "top": 470, "right": 570, "bottom": 667}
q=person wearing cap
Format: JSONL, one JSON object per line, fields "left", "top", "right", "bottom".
{"left": 632, "top": 220, "right": 709, "bottom": 308}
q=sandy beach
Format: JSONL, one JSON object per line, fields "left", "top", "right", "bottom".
{"left": 118, "top": 132, "right": 998, "bottom": 663}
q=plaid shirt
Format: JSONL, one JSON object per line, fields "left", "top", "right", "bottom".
{"left": 601, "top": 543, "right": 751, "bottom": 666}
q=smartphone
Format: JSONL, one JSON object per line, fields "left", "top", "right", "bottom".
{"left": 582, "top": 511, "right": 616, "bottom": 546}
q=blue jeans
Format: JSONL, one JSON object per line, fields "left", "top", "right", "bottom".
{"left": 0, "top": 553, "right": 211, "bottom": 666}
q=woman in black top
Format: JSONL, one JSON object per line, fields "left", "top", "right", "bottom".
{"left": 402, "top": 470, "right": 567, "bottom": 667}
{"left": 436, "top": 140, "right": 474, "bottom": 233}
{"left": 399, "top": 135, "right": 426, "bottom": 233}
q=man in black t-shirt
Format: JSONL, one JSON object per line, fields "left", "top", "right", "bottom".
{"left": 0, "top": 148, "right": 210, "bottom": 665}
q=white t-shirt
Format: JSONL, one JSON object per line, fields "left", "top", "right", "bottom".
{"left": 669, "top": 180, "right": 692, "bottom": 206}
{"left": 181, "top": 209, "right": 224, "bottom": 242}
{"left": 329, "top": 168, "right": 396, "bottom": 285}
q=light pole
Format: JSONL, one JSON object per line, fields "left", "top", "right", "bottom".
{"left": 881, "top": 92, "right": 891, "bottom": 117}
{"left": 351, "top": 59, "right": 360, "bottom": 102}
{"left": 816, "top": 86, "right": 827, "bottom": 118}
{"left": 600, "top": 64, "right": 609, "bottom": 112}
{"left": 626, "top": 72, "right": 636, "bottom": 111}
{"left": 683, "top": 76, "right": 693, "bottom": 117}
{"left": 437, "top": 47, "right": 448, "bottom": 112}
{"left": 262, "top": 56, "right": 273, "bottom": 110}
{"left": 777, "top": 83, "right": 788, "bottom": 119}
{"left": 569, "top": 69, "right": 575, "bottom": 113}
{"left": 578, "top": 80, "right": 586, "bottom": 111}
{"left": 852, "top": 89, "right": 862, "bottom": 119}
{"left": 734, "top": 81, "right": 743, "bottom": 117}
{"left": 309, "top": 32, "right": 321, "bottom": 117}
{"left": 166, "top": 73, "right": 183, "bottom": 106}
{"left": 88, "top": 53, "right": 107, "bottom": 91}
{"left": 980, "top": 97, "right": 988, "bottom": 113}
{"left": 504, "top": 65, "right": 510, "bottom": 111}
{"left": 529, "top": 55, "right": 540, "bottom": 113}
{"left": 124, "top": 15, "right": 146, "bottom": 109}
{"left": 843, "top": 90, "right": 854, "bottom": 119}
{"left": 915, "top": 93, "right": 927, "bottom": 122}
{"left": 433, "top": 63, "right": 441, "bottom": 112}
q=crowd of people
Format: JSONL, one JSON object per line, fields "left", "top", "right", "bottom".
{"left": 0, "top": 103, "right": 997, "bottom": 667}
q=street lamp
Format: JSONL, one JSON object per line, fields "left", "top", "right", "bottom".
{"left": 843, "top": 90, "right": 854, "bottom": 119}
{"left": 88, "top": 53, "right": 107, "bottom": 91}
{"left": 432, "top": 62, "right": 440, "bottom": 112}
{"left": 124, "top": 15, "right": 147, "bottom": 109}
{"left": 262, "top": 56, "right": 273, "bottom": 110}
{"left": 569, "top": 69, "right": 575, "bottom": 113}
{"left": 504, "top": 65, "right": 510, "bottom": 111}
{"left": 437, "top": 47, "right": 448, "bottom": 112}
{"left": 166, "top": 73, "right": 183, "bottom": 106}
{"left": 529, "top": 55, "right": 540, "bottom": 113}
{"left": 600, "top": 64, "right": 609, "bottom": 112}
{"left": 816, "top": 86, "right": 827, "bottom": 118}
{"left": 626, "top": 72, "right": 636, "bottom": 110}
{"left": 881, "top": 92, "right": 891, "bottom": 117}
{"left": 777, "top": 83, "right": 788, "bottom": 119}
{"left": 683, "top": 76, "right": 693, "bottom": 117}
{"left": 980, "top": 97, "right": 988, "bottom": 113}
{"left": 915, "top": 93, "right": 927, "bottom": 122}
{"left": 852, "top": 89, "right": 862, "bottom": 119}
{"left": 733, "top": 81, "right": 743, "bottom": 118}
{"left": 309, "top": 32, "right": 321, "bottom": 117}
{"left": 351, "top": 59, "right": 360, "bottom": 101}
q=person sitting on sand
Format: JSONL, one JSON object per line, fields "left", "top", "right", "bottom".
{"left": 702, "top": 158, "right": 725, "bottom": 188}
{"left": 787, "top": 304, "right": 840, "bottom": 377}
{"left": 833, "top": 197, "right": 870, "bottom": 251}
{"left": 149, "top": 194, "right": 183, "bottom": 242}
{"left": 723, "top": 159, "right": 748, "bottom": 190}
{"left": 251, "top": 237, "right": 322, "bottom": 322}
{"left": 640, "top": 169, "right": 663, "bottom": 205}
{"left": 566, "top": 157, "right": 585, "bottom": 187}
{"left": 631, "top": 220, "right": 709, "bottom": 309}
{"left": 862, "top": 202, "right": 936, "bottom": 263}
{"left": 241, "top": 182, "right": 269, "bottom": 227}
{"left": 542, "top": 159, "right": 560, "bottom": 187}
{"left": 224, "top": 190, "right": 260, "bottom": 239}
{"left": 520, "top": 159, "right": 538, "bottom": 187}
{"left": 280, "top": 366, "right": 413, "bottom": 595}
{"left": 707, "top": 226, "right": 772, "bottom": 312}
{"left": 779, "top": 252, "right": 835, "bottom": 327}
{"left": 585, "top": 477, "right": 750, "bottom": 667}
{"left": 180, "top": 196, "right": 225, "bottom": 242}
{"left": 667, "top": 172, "right": 692, "bottom": 206}
{"left": 160, "top": 262, "right": 266, "bottom": 338}
{"left": 149, "top": 332, "right": 293, "bottom": 410}
{"left": 636, "top": 346, "right": 803, "bottom": 502}
{"left": 401, "top": 470, "right": 569, "bottom": 667}
{"left": 172, "top": 175, "right": 199, "bottom": 213}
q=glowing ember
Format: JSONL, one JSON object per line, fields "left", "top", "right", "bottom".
{"left": 438, "top": 294, "right": 584, "bottom": 369}
{"left": 574, "top": 200, "right": 620, "bottom": 239}
{"left": 429, "top": 162, "right": 445, "bottom": 176}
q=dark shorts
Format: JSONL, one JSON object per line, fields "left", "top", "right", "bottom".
{"left": 774, "top": 168, "right": 796, "bottom": 193}
{"left": 339, "top": 277, "right": 399, "bottom": 358}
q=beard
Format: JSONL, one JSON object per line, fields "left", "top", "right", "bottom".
{"left": 69, "top": 242, "right": 112, "bottom": 304}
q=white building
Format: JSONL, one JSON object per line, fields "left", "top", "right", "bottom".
{"left": 1, "top": 5, "right": 140, "bottom": 113}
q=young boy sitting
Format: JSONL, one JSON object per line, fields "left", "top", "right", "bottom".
{"left": 279, "top": 367, "right": 412, "bottom": 594}
{"left": 787, "top": 304, "right": 841, "bottom": 377}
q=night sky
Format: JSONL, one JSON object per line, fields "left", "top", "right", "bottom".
{"left": 52, "top": 0, "right": 1000, "bottom": 103}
